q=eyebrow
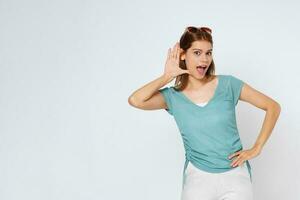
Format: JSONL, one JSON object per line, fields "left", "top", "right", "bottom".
{"left": 192, "top": 48, "right": 213, "bottom": 51}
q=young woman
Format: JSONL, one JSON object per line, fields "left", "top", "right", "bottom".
{"left": 128, "top": 26, "right": 281, "bottom": 200}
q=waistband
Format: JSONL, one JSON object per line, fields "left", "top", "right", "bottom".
{"left": 182, "top": 157, "right": 252, "bottom": 189}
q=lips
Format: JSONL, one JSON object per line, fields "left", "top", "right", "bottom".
{"left": 196, "top": 65, "right": 208, "bottom": 69}
{"left": 196, "top": 65, "right": 208, "bottom": 75}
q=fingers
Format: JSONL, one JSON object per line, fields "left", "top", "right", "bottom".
{"left": 167, "top": 42, "right": 181, "bottom": 64}
{"left": 167, "top": 48, "right": 171, "bottom": 60}
{"left": 230, "top": 151, "right": 247, "bottom": 167}
{"left": 170, "top": 42, "right": 179, "bottom": 59}
{"left": 228, "top": 150, "right": 242, "bottom": 160}
{"left": 231, "top": 157, "right": 245, "bottom": 167}
{"left": 184, "top": 70, "right": 190, "bottom": 74}
{"left": 175, "top": 43, "right": 179, "bottom": 59}
{"left": 228, "top": 154, "right": 234, "bottom": 160}
{"left": 171, "top": 43, "right": 176, "bottom": 58}
{"left": 181, "top": 69, "right": 190, "bottom": 75}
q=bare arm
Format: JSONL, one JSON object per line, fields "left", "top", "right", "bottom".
{"left": 239, "top": 83, "right": 281, "bottom": 153}
{"left": 228, "top": 82, "right": 281, "bottom": 167}
{"left": 128, "top": 42, "right": 189, "bottom": 110}
{"left": 128, "top": 74, "right": 173, "bottom": 110}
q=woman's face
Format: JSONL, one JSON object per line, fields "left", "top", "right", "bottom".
{"left": 181, "top": 40, "right": 213, "bottom": 79}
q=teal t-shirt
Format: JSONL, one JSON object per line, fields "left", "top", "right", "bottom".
{"left": 159, "top": 74, "right": 252, "bottom": 184}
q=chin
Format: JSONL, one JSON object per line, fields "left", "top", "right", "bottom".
{"left": 197, "top": 72, "right": 208, "bottom": 79}
{"left": 190, "top": 74, "right": 205, "bottom": 80}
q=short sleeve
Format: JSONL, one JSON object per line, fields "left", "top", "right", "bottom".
{"left": 158, "top": 87, "right": 174, "bottom": 115}
{"left": 229, "top": 75, "right": 244, "bottom": 106}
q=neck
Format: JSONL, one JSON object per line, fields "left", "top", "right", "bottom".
{"left": 186, "top": 75, "right": 215, "bottom": 90}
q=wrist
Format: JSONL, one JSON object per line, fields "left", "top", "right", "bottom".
{"left": 161, "top": 74, "right": 174, "bottom": 83}
{"left": 252, "top": 144, "right": 263, "bottom": 152}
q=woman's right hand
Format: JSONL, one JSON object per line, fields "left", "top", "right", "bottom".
{"left": 163, "top": 42, "right": 190, "bottom": 80}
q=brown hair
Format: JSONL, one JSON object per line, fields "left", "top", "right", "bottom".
{"left": 174, "top": 27, "right": 215, "bottom": 91}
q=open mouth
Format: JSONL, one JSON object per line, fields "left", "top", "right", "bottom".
{"left": 196, "top": 65, "right": 208, "bottom": 75}
{"left": 196, "top": 65, "right": 207, "bottom": 70}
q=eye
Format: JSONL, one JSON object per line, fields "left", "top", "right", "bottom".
{"left": 194, "top": 51, "right": 212, "bottom": 56}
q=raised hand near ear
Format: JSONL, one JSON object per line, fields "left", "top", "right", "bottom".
{"left": 163, "top": 42, "right": 190, "bottom": 81}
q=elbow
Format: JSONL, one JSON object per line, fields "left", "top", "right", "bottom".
{"left": 274, "top": 101, "right": 281, "bottom": 114}
{"left": 268, "top": 100, "right": 281, "bottom": 116}
{"left": 128, "top": 95, "right": 141, "bottom": 108}
{"left": 128, "top": 95, "right": 135, "bottom": 106}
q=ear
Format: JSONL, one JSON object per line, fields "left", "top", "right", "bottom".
{"left": 180, "top": 50, "right": 185, "bottom": 61}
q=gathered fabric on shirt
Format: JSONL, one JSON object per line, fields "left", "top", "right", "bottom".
{"left": 159, "top": 74, "right": 252, "bottom": 186}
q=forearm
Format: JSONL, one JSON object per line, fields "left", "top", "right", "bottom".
{"left": 128, "top": 74, "right": 173, "bottom": 103}
{"left": 252, "top": 103, "right": 281, "bottom": 152}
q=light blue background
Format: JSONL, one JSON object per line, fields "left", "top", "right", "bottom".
{"left": 0, "top": 0, "right": 299, "bottom": 199}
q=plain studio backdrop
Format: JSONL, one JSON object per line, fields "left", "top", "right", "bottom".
{"left": 0, "top": 0, "right": 299, "bottom": 199}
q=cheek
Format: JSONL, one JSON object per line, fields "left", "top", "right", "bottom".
{"left": 185, "top": 55, "right": 201, "bottom": 69}
{"left": 185, "top": 62, "right": 196, "bottom": 70}
{"left": 186, "top": 56, "right": 198, "bottom": 65}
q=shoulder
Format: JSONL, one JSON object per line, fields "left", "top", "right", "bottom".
{"left": 219, "top": 74, "right": 243, "bottom": 84}
{"left": 159, "top": 86, "right": 174, "bottom": 92}
{"left": 159, "top": 86, "right": 177, "bottom": 97}
{"left": 217, "top": 74, "right": 230, "bottom": 86}
{"left": 218, "top": 74, "right": 239, "bottom": 79}
{"left": 160, "top": 86, "right": 177, "bottom": 92}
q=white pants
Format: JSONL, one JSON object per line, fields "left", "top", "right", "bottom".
{"left": 181, "top": 161, "right": 253, "bottom": 200}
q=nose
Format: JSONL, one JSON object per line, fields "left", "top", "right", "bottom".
{"left": 200, "top": 54, "right": 209, "bottom": 63}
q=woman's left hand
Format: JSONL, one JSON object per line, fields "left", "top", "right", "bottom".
{"left": 228, "top": 146, "right": 262, "bottom": 167}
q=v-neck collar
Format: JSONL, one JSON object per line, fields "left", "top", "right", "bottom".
{"left": 177, "top": 75, "right": 221, "bottom": 109}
